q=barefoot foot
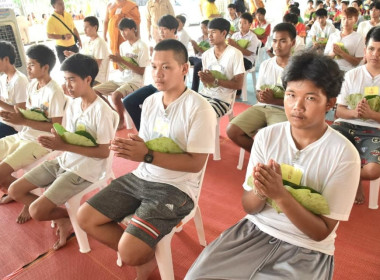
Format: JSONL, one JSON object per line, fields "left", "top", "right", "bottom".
{"left": 53, "top": 218, "right": 73, "bottom": 250}
{"left": 16, "top": 205, "right": 31, "bottom": 224}
{"left": 354, "top": 181, "right": 365, "bottom": 205}
{"left": 0, "top": 194, "right": 14, "bottom": 205}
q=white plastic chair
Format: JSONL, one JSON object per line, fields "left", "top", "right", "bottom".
{"left": 369, "top": 178, "right": 380, "bottom": 209}
{"left": 241, "top": 67, "right": 256, "bottom": 102}
{"left": 213, "top": 94, "right": 236, "bottom": 161}
{"left": 116, "top": 157, "right": 209, "bottom": 280}
{"left": 237, "top": 147, "right": 246, "bottom": 170}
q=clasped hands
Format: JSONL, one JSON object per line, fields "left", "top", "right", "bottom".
{"left": 110, "top": 134, "right": 148, "bottom": 162}
{"left": 0, "top": 106, "right": 25, "bottom": 125}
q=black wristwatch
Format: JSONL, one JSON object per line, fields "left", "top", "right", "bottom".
{"left": 143, "top": 149, "right": 154, "bottom": 163}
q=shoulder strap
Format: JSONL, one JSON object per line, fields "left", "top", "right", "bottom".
{"left": 52, "top": 14, "right": 78, "bottom": 41}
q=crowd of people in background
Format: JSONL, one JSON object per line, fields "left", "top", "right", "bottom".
{"left": 1, "top": 0, "right": 380, "bottom": 279}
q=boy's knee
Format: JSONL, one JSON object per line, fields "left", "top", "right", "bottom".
{"left": 111, "top": 91, "right": 123, "bottom": 102}
{"left": 77, "top": 203, "right": 95, "bottom": 231}
{"left": 29, "top": 201, "right": 46, "bottom": 221}
{"left": 362, "top": 163, "right": 380, "bottom": 180}
{"left": 118, "top": 241, "right": 154, "bottom": 266}
{"left": 8, "top": 182, "right": 21, "bottom": 201}
{"left": 227, "top": 123, "right": 245, "bottom": 141}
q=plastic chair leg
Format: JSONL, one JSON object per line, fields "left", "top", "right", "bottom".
{"left": 193, "top": 206, "right": 207, "bottom": 247}
{"left": 369, "top": 178, "right": 380, "bottom": 209}
{"left": 237, "top": 148, "right": 245, "bottom": 170}
{"left": 66, "top": 195, "right": 91, "bottom": 253}
{"left": 213, "top": 119, "right": 221, "bottom": 160}
{"left": 242, "top": 72, "right": 248, "bottom": 101}
{"left": 155, "top": 233, "right": 175, "bottom": 280}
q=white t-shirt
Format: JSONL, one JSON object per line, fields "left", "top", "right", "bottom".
{"left": 81, "top": 36, "right": 110, "bottom": 83}
{"left": 133, "top": 88, "right": 216, "bottom": 201}
{"left": 244, "top": 122, "right": 360, "bottom": 255}
{"left": 115, "top": 39, "right": 150, "bottom": 87}
{"left": 231, "top": 30, "right": 261, "bottom": 65}
{"left": 58, "top": 96, "right": 117, "bottom": 183}
{"left": 177, "top": 28, "right": 191, "bottom": 50}
{"left": 357, "top": 20, "right": 380, "bottom": 39}
{"left": 308, "top": 21, "right": 336, "bottom": 39}
{"left": 201, "top": 45, "right": 245, "bottom": 104}
{"left": 256, "top": 56, "right": 285, "bottom": 109}
{"left": 226, "top": 14, "right": 240, "bottom": 33}
{"left": 0, "top": 70, "right": 28, "bottom": 131}
{"left": 336, "top": 65, "right": 380, "bottom": 128}
{"left": 324, "top": 31, "right": 365, "bottom": 72}
{"left": 19, "top": 79, "right": 66, "bottom": 142}
{"left": 293, "top": 35, "right": 305, "bottom": 54}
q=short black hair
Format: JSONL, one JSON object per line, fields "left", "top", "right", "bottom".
{"left": 84, "top": 16, "right": 99, "bottom": 31}
{"left": 315, "top": 8, "right": 328, "bottom": 17}
{"left": 0, "top": 40, "right": 16, "bottom": 64}
{"left": 370, "top": 1, "right": 380, "bottom": 10}
{"left": 208, "top": 18, "right": 230, "bottom": 38}
{"left": 176, "top": 15, "right": 186, "bottom": 25}
{"left": 51, "top": 0, "right": 59, "bottom": 6}
{"left": 365, "top": 26, "right": 380, "bottom": 45}
{"left": 201, "top": 19, "right": 209, "bottom": 26}
{"left": 293, "top": 2, "right": 299, "bottom": 8}
{"left": 118, "top": 18, "right": 137, "bottom": 31}
{"left": 26, "top": 44, "right": 56, "bottom": 73}
{"left": 289, "top": 7, "right": 301, "bottom": 16}
{"left": 282, "top": 52, "right": 344, "bottom": 99}
{"left": 240, "top": 12, "right": 253, "bottom": 24}
{"left": 256, "top": 7, "right": 266, "bottom": 15}
{"left": 158, "top": 15, "right": 179, "bottom": 33}
{"left": 228, "top": 3, "right": 236, "bottom": 9}
{"left": 60, "top": 53, "right": 98, "bottom": 87}
{"left": 273, "top": 23, "right": 297, "bottom": 40}
{"left": 283, "top": 13, "right": 298, "bottom": 25}
{"left": 316, "top": 0, "right": 324, "bottom": 5}
{"left": 342, "top": 1, "right": 349, "bottom": 5}
{"left": 154, "top": 39, "right": 188, "bottom": 65}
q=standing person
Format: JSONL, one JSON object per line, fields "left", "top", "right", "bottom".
{"left": 104, "top": 0, "right": 141, "bottom": 69}
{"left": 357, "top": 1, "right": 380, "bottom": 39}
{"left": 77, "top": 39, "right": 216, "bottom": 280}
{"left": 332, "top": 26, "right": 380, "bottom": 204}
{"left": 249, "top": 0, "right": 264, "bottom": 14}
{"left": 0, "top": 41, "right": 28, "bottom": 139}
{"left": 146, "top": 0, "right": 174, "bottom": 44}
{"left": 226, "top": 23, "right": 296, "bottom": 152}
{"left": 185, "top": 51, "right": 360, "bottom": 280}
{"left": 64, "top": 16, "right": 110, "bottom": 84}
{"left": 324, "top": 7, "right": 365, "bottom": 72}
{"left": 203, "top": 0, "right": 221, "bottom": 20}
{"left": 46, "top": 0, "right": 82, "bottom": 64}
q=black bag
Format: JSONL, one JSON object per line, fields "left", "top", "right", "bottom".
{"left": 52, "top": 14, "right": 80, "bottom": 46}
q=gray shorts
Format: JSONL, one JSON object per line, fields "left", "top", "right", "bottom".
{"left": 87, "top": 173, "right": 194, "bottom": 248}
{"left": 24, "top": 159, "right": 92, "bottom": 206}
{"left": 331, "top": 121, "right": 380, "bottom": 166}
{"left": 185, "top": 218, "right": 334, "bottom": 280}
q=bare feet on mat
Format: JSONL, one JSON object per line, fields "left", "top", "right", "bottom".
{"left": 16, "top": 205, "right": 31, "bottom": 224}
{"left": 354, "top": 182, "right": 365, "bottom": 205}
{"left": 0, "top": 194, "right": 14, "bottom": 204}
{"left": 136, "top": 258, "right": 157, "bottom": 280}
{"left": 53, "top": 218, "right": 73, "bottom": 250}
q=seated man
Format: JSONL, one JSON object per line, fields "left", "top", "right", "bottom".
{"left": 94, "top": 18, "right": 149, "bottom": 130}
{"left": 198, "top": 17, "right": 245, "bottom": 117}
{"left": 77, "top": 39, "right": 216, "bottom": 280}
{"left": 0, "top": 41, "right": 28, "bottom": 139}
{"left": 186, "top": 51, "right": 360, "bottom": 280}
{"left": 176, "top": 15, "right": 190, "bottom": 50}
{"left": 0, "top": 45, "right": 66, "bottom": 223}
{"left": 122, "top": 14, "right": 179, "bottom": 131}
{"left": 225, "top": 3, "right": 239, "bottom": 35}
{"left": 324, "top": 7, "right": 365, "bottom": 72}
{"left": 64, "top": 16, "right": 109, "bottom": 84}
{"left": 308, "top": 8, "right": 336, "bottom": 52}
{"left": 357, "top": 1, "right": 380, "bottom": 39}
{"left": 227, "top": 23, "right": 296, "bottom": 152}
{"left": 9, "top": 54, "right": 117, "bottom": 250}
{"left": 252, "top": 7, "right": 271, "bottom": 46}
{"left": 190, "top": 19, "right": 210, "bottom": 92}
{"left": 331, "top": 26, "right": 380, "bottom": 204}
{"left": 283, "top": 13, "right": 306, "bottom": 54}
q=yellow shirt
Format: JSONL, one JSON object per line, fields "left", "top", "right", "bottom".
{"left": 204, "top": 2, "right": 219, "bottom": 20}
{"left": 46, "top": 11, "right": 76, "bottom": 47}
